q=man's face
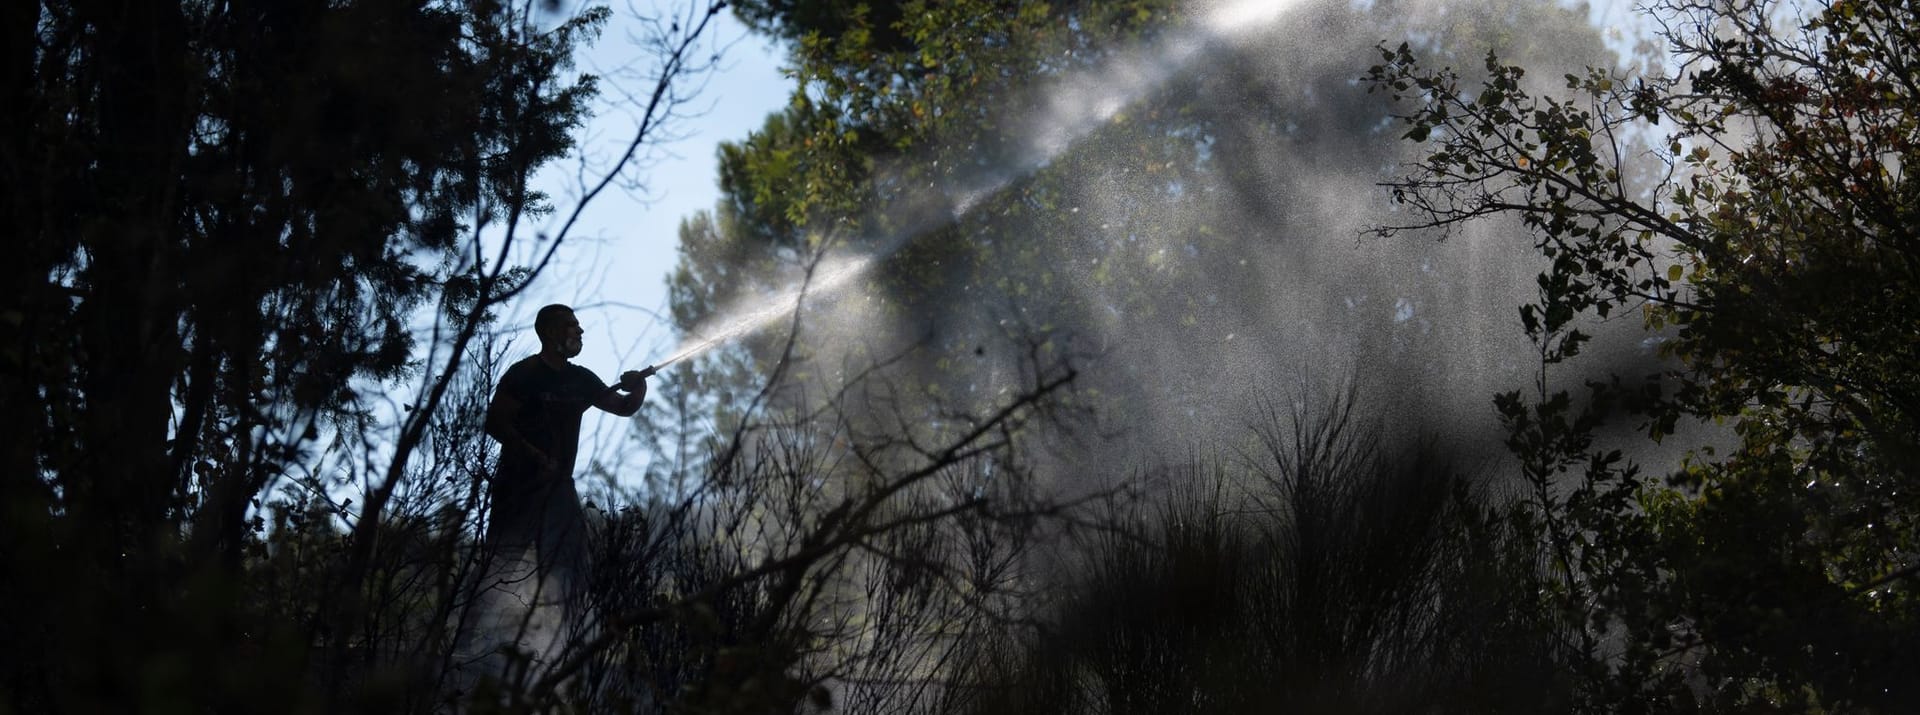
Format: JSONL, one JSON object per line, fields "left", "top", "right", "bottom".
{"left": 544, "top": 311, "right": 584, "bottom": 358}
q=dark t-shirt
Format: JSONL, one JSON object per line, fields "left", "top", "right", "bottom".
{"left": 488, "top": 355, "right": 607, "bottom": 552}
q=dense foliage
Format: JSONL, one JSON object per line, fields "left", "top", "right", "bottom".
{"left": 2, "top": 1, "right": 612, "bottom": 710}
{"left": 1370, "top": 0, "right": 1920, "bottom": 708}
{"left": 943, "top": 397, "right": 1570, "bottom": 715}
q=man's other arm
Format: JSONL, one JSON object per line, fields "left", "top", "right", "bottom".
{"left": 486, "top": 382, "right": 553, "bottom": 468}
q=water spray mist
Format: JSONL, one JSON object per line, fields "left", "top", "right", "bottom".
{"left": 629, "top": 0, "right": 1297, "bottom": 379}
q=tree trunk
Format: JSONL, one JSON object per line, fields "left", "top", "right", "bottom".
{"left": 72, "top": 0, "right": 191, "bottom": 561}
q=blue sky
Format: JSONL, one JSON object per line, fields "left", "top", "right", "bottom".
{"left": 519, "top": 6, "right": 789, "bottom": 379}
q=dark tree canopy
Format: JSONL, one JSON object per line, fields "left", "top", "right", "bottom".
{"left": 1371, "top": 0, "right": 1920, "bottom": 707}
{"left": 2, "top": 1, "right": 601, "bottom": 709}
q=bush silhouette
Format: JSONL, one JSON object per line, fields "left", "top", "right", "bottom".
{"left": 944, "top": 396, "right": 1573, "bottom": 714}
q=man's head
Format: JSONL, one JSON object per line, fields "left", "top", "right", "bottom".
{"left": 535, "top": 304, "right": 584, "bottom": 358}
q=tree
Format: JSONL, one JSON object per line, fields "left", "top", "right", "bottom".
{"left": 0, "top": 0, "right": 732, "bottom": 710}
{"left": 665, "top": 0, "right": 1632, "bottom": 481}
{"left": 1368, "top": 0, "right": 1920, "bottom": 707}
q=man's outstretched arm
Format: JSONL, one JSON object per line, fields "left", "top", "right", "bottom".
{"left": 594, "top": 371, "right": 647, "bottom": 417}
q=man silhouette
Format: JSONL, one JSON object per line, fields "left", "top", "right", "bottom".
{"left": 472, "top": 304, "right": 645, "bottom": 671}
{"left": 485, "top": 304, "right": 646, "bottom": 574}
